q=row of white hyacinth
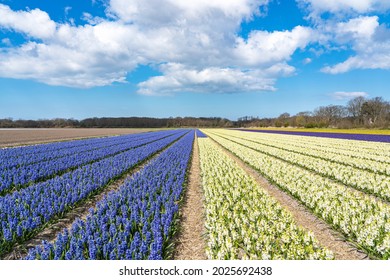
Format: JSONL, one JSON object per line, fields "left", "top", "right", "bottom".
{"left": 240, "top": 130, "right": 390, "bottom": 160}
{"left": 221, "top": 130, "right": 390, "bottom": 174}
{"left": 272, "top": 132, "right": 390, "bottom": 157}
{"left": 212, "top": 131, "right": 390, "bottom": 202}
{"left": 204, "top": 131, "right": 390, "bottom": 259}
{"left": 197, "top": 138, "right": 333, "bottom": 260}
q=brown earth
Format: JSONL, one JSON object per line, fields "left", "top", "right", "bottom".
{"left": 208, "top": 136, "right": 369, "bottom": 260}
{"left": 173, "top": 136, "right": 207, "bottom": 260}
{"left": 0, "top": 128, "right": 155, "bottom": 147}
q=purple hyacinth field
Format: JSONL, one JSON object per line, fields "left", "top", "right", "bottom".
{"left": 0, "top": 129, "right": 195, "bottom": 260}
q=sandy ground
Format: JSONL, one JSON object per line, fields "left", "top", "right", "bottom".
{"left": 0, "top": 128, "right": 154, "bottom": 147}
{"left": 173, "top": 136, "right": 207, "bottom": 260}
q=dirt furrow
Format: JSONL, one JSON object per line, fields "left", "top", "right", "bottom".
{"left": 173, "top": 136, "right": 207, "bottom": 260}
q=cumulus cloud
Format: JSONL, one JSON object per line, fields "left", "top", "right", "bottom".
{"left": 321, "top": 16, "right": 390, "bottom": 73}
{"left": 0, "top": 20, "right": 143, "bottom": 87}
{"left": 137, "top": 63, "right": 294, "bottom": 95}
{"left": 0, "top": 41, "right": 130, "bottom": 88}
{"left": 322, "top": 50, "right": 390, "bottom": 74}
{"left": 331, "top": 91, "right": 368, "bottom": 100}
{"left": 298, "top": 0, "right": 390, "bottom": 17}
{"left": 81, "top": 12, "right": 105, "bottom": 25}
{"left": 296, "top": 1, "right": 390, "bottom": 75}
{"left": 1, "top": 38, "right": 11, "bottom": 46}
{"left": 0, "top": 0, "right": 318, "bottom": 93}
{"left": 335, "top": 16, "right": 379, "bottom": 41}
{"left": 233, "top": 26, "right": 315, "bottom": 67}
{"left": 107, "top": 0, "right": 266, "bottom": 25}
{"left": 0, "top": 4, "right": 56, "bottom": 39}
{"left": 1, "top": 0, "right": 390, "bottom": 92}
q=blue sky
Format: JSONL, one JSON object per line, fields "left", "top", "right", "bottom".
{"left": 0, "top": 0, "right": 389, "bottom": 120}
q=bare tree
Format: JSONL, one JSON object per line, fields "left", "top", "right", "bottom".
{"left": 347, "top": 96, "right": 366, "bottom": 124}
{"left": 314, "top": 105, "right": 347, "bottom": 126}
{"left": 361, "top": 97, "right": 390, "bottom": 126}
{"left": 295, "top": 111, "right": 311, "bottom": 127}
{"left": 278, "top": 112, "right": 290, "bottom": 119}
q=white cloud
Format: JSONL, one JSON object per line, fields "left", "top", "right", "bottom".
{"left": 322, "top": 50, "right": 390, "bottom": 73}
{"left": 297, "top": 0, "right": 390, "bottom": 76}
{"left": 234, "top": 26, "right": 315, "bottom": 67}
{"left": 108, "top": 0, "right": 267, "bottom": 25}
{"left": 321, "top": 16, "right": 390, "bottom": 73}
{"left": 0, "top": 21, "right": 143, "bottom": 87}
{"left": 0, "top": 4, "right": 56, "bottom": 39}
{"left": 1, "top": 38, "right": 11, "bottom": 46}
{"left": 64, "top": 6, "right": 72, "bottom": 16}
{"left": 0, "top": 1, "right": 317, "bottom": 93}
{"left": 331, "top": 91, "right": 368, "bottom": 100}
{"left": 298, "top": 0, "right": 390, "bottom": 17}
{"left": 335, "top": 16, "right": 379, "bottom": 40}
{"left": 81, "top": 12, "right": 105, "bottom": 25}
{"left": 137, "top": 63, "right": 294, "bottom": 95}
{"left": 0, "top": 41, "right": 130, "bottom": 88}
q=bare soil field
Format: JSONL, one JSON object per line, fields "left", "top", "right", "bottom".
{"left": 0, "top": 128, "right": 155, "bottom": 147}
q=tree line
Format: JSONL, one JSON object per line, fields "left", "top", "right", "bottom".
{"left": 1, "top": 96, "right": 389, "bottom": 129}
{"left": 0, "top": 117, "right": 233, "bottom": 128}
{"left": 238, "top": 96, "right": 390, "bottom": 129}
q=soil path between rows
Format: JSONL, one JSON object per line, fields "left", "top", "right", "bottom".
{"left": 208, "top": 136, "right": 368, "bottom": 260}
{"left": 173, "top": 136, "right": 207, "bottom": 260}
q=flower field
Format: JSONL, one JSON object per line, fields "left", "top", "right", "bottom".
{"left": 0, "top": 128, "right": 389, "bottom": 259}
{"left": 0, "top": 129, "right": 191, "bottom": 258}
{"left": 204, "top": 129, "right": 390, "bottom": 259}
{"left": 24, "top": 131, "right": 194, "bottom": 260}
{"left": 238, "top": 129, "right": 390, "bottom": 143}
{"left": 198, "top": 137, "right": 332, "bottom": 260}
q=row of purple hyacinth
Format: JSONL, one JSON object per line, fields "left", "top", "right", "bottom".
{"left": 0, "top": 130, "right": 189, "bottom": 256}
{"left": 195, "top": 130, "right": 207, "bottom": 138}
{"left": 24, "top": 131, "right": 194, "bottom": 259}
{"left": 0, "top": 132, "right": 139, "bottom": 159}
{"left": 0, "top": 131, "right": 177, "bottom": 194}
